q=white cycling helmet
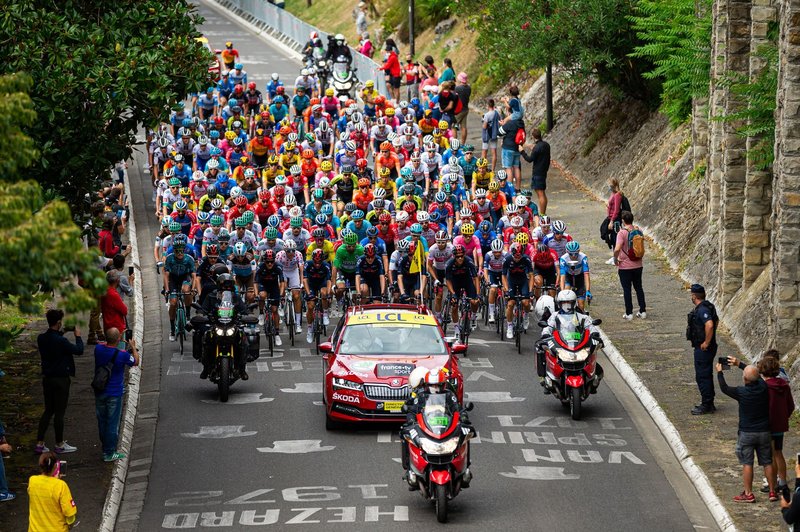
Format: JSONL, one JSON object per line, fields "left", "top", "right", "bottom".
{"left": 396, "top": 211, "right": 409, "bottom": 223}
{"left": 515, "top": 195, "right": 528, "bottom": 207}
{"left": 490, "top": 239, "right": 504, "bottom": 252}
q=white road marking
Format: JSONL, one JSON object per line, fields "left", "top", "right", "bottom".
{"left": 464, "top": 391, "right": 526, "bottom": 403}
{"left": 181, "top": 425, "right": 258, "bottom": 439}
{"left": 256, "top": 440, "right": 335, "bottom": 454}
{"left": 466, "top": 371, "right": 505, "bottom": 382}
{"left": 281, "top": 382, "right": 323, "bottom": 393}
{"left": 201, "top": 393, "right": 274, "bottom": 404}
{"left": 499, "top": 466, "right": 580, "bottom": 480}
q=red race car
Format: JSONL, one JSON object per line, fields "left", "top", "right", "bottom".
{"left": 319, "top": 304, "right": 466, "bottom": 430}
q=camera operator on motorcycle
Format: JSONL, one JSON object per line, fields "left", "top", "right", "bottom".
{"left": 302, "top": 31, "right": 325, "bottom": 64}
{"left": 198, "top": 273, "right": 251, "bottom": 381}
{"left": 325, "top": 34, "right": 353, "bottom": 67}
{"left": 539, "top": 290, "right": 603, "bottom": 393}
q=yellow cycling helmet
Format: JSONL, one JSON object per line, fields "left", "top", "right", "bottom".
{"left": 285, "top": 141, "right": 296, "bottom": 151}
{"left": 385, "top": 107, "right": 396, "bottom": 116}
{"left": 179, "top": 186, "right": 192, "bottom": 197}
{"left": 488, "top": 180, "right": 499, "bottom": 192}
{"left": 225, "top": 130, "right": 236, "bottom": 141}
{"left": 325, "top": 87, "right": 334, "bottom": 96}
{"left": 320, "top": 160, "right": 333, "bottom": 172}
{"left": 476, "top": 157, "right": 489, "bottom": 168}
{"left": 460, "top": 223, "right": 475, "bottom": 236}
{"left": 268, "top": 154, "right": 279, "bottom": 164}
{"left": 438, "top": 121, "right": 449, "bottom": 131}
{"left": 365, "top": 80, "right": 375, "bottom": 88}
{"left": 515, "top": 232, "right": 530, "bottom": 245}
{"left": 379, "top": 166, "right": 391, "bottom": 177}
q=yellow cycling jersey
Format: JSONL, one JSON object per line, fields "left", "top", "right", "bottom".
{"left": 262, "top": 167, "right": 285, "bottom": 188}
{"left": 305, "top": 240, "right": 335, "bottom": 263}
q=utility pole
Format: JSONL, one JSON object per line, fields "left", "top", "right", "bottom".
{"left": 408, "top": 0, "right": 415, "bottom": 56}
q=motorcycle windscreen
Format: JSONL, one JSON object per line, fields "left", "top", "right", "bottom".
{"left": 217, "top": 292, "right": 235, "bottom": 324}
{"left": 422, "top": 393, "right": 456, "bottom": 437}
{"left": 553, "top": 314, "right": 589, "bottom": 350}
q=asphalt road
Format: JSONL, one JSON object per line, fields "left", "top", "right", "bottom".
{"left": 128, "top": 2, "right": 719, "bottom": 530}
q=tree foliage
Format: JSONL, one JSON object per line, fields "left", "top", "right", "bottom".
{"left": 0, "top": 73, "right": 106, "bottom": 349}
{"left": 0, "top": 0, "right": 212, "bottom": 214}
{"left": 467, "top": 0, "right": 650, "bottom": 95}
{"left": 629, "top": 0, "right": 712, "bottom": 127}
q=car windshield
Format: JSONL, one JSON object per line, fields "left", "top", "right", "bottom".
{"left": 340, "top": 324, "right": 447, "bottom": 356}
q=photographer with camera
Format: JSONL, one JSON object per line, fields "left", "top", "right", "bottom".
{"left": 28, "top": 452, "right": 77, "bottom": 531}
{"left": 716, "top": 358, "right": 774, "bottom": 503}
{"left": 93, "top": 328, "right": 139, "bottom": 462}
{"left": 35, "top": 309, "right": 84, "bottom": 455}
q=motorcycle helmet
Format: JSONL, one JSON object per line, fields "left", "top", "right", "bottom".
{"left": 425, "top": 366, "right": 449, "bottom": 393}
{"left": 556, "top": 290, "right": 578, "bottom": 314}
{"left": 216, "top": 273, "right": 235, "bottom": 293}
{"left": 408, "top": 366, "right": 429, "bottom": 391}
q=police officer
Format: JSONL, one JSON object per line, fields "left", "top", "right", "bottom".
{"left": 687, "top": 284, "right": 718, "bottom": 415}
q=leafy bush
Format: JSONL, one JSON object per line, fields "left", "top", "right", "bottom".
{"left": 418, "top": 0, "right": 452, "bottom": 28}
{"left": 629, "top": 0, "right": 712, "bottom": 127}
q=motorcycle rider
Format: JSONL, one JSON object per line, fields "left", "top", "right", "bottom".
{"left": 302, "top": 31, "right": 324, "bottom": 63}
{"left": 325, "top": 33, "right": 353, "bottom": 67}
{"left": 539, "top": 290, "right": 603, "bottom": 394}
{"left": 198, "top": 273, "right": 251, "bottom": 381}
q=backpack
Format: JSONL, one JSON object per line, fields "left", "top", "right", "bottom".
{"left": 624, "top": 226, "right": 645, "bottom": 260}
{"left": 515, "top": 123, "right": 526, "bottom": 146}
{"left": 619, "top": 195, "right": 632, "bottom": 217}
{"left": 91, "top": 349, "right": 119, "bottom": 395}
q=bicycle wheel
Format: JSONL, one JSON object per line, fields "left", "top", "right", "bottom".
{"left": 460, "top": 303, "right": 470, "bottom": 346}
{"left": 265, "top": 314, "right": 274, "bottom": 357}
{"left": 176, "top": 306, "right": 186, "bottom": 354}
{"left": 286, "top": 299, "right": 295, "bottom": 346}
{"left": 515, "top": 313, "right": 522, "bottom": 353}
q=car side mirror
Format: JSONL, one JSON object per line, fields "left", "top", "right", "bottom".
{"left": 464, "top": 402, "right": 474, "bottom": 412}
{"left": 537, "top": 320, "right": 548, "bottom": 328}
{"left": 592, "top": 318, "right": 602, "bottom": 326}
{"left": 318, "top": 342, "right": 333, "bottom": 354}
{"left": 451, "top": 343, "right": 467, "bottom": 355}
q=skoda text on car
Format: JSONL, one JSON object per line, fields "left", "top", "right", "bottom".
{"left": 319, "top": 304, "right": 466, "bottom": 429}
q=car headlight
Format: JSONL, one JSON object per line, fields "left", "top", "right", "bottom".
{"left": 333, "top": 378, "right": 362, "bottom": 391}
{"left": 420, "top": 437, "right": 459, "bottom": 455}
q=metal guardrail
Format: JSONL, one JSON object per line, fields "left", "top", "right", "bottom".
{"left": 221, "top": 0, "right": 388, "bottom": 94}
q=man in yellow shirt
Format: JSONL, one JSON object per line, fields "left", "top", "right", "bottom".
{"left": 28, "top": 453, "right": 77, "bottom": 532}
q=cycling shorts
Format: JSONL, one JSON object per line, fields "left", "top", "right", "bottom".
{"left": 451, "top": 280, "right": 477, "bottom": 300}
{"left": 359, "top": 275, "right": 383, "bottom": 298}
{"left": 564, "top": 273, "right": 586, "bottom": 298}
{"left": 168, "top": 274, "right": 192, "bottom": 294}
{"left": 487, "top": 271, "right": 503, "bottom": 286}
{"left": 534, "top": 265, "right": 557, "bottom": 286}
{"left": 284, "top": 269, "right": 302, "bottom": 290}
{"left": 507, "top": 282, "right": 530, "bottom": 299}
{"left": 337, "top": 271, "right": 357, "bottom": 288}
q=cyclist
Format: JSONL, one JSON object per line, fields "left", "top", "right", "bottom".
{"left": 353, "top": 178, "right": 374, "bottom": 212}
{"left": 483, "top": 238, "right": 508, "bottom": 324}
{"left": 303, "top": 248, "right": 333, "bottom": 343}
{"left": 332, "top": 232, "right": 364, "bottom": 304}
{"left": 475, "top": 219, "right": 497, "bottom": 256}
{"left": 276, "top": 240, "right": 305, "bottom": 336}
{"left": 221, "top": 41, "right": 240, "bottom": 71}
{"left": 266, "top": 73, "right": 284, "bottom": 102}
{"left": 444, "top": 244, "right": 480, "bottom": 334}
{"left": 544, "top": 219, "right": 573, "bottom": 258}
{"left": 427, "top": 230, "right": 454, "bottom": 314}
{"left": 255, "top": 249, "right": 286, "bottom": 346}
{"left": 374, "top": 166, "right": 397, "bottom": 201}
{"left": 453, "top": 222, "right": 483, "bottom": 270}
{"left": 502, "top": 242, "right": 534, "bottom": 339}
{"left": 355, "top": 243, "right": 386, "bottom": 302}
{"left": 194, "top": 244, "right": 222, "bottom": 305}
{"left": 360, "top": 226, "right": 389, "bottom": 271}
{"left": 330, "top": 165, "right": 359, "bottom": 215}
{"left": 396, "top": 240, "right": 426, "bottom": 303}
{"left": 532, "top": 242, "right": 559, "bottom": 298}
{"left": 229, "top": 241, "right": 257, "bottom": 304}
{"left": 559, "top": 241, "right": 591, "bottom": 311}
{"left": 375, "top": 212, "right": 398, "bottom": 254}
{"left": 533, "top": 215, "right": 552, "bottom": 241}
{"left": 162, "top": 240, "right": 196, "bottom": 342}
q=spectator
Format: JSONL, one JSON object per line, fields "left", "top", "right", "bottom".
{"left": 355, "top": 2, "right": 368, "bottom": 36}
{"left": 28, "top": 452, "right": 77, "bottom": 532}
{"left": 404, "top": 55, "right": 419, "bottom": 99}
{"left": 780, "top": 462, "right": 800, "bottom": 524}
{"left": 379, "top": 41, "right": 402, "bottom": 103}
{"left": 519, "top": 128, "right": 550, "bottom": 214}
{"left": 98, "top": 218, "right": 121, "bottom": 258}
{"left": 422, "top": 55, "right": 438, "bottom": 81}
{"left": 112, "top": 254, "right": 135, "bottom": 300}
{"left": 437, "top": 81, "right": 461, "bottom": 125}
{"left": 603, "top": 178, "right": 624, "bottom": 263}
{"left": 87, "top": 254, "right": 112, "bottom": 345}
{"left": 36, "top": 309, "right": 83, "bottom": 455}
{"left": 0, "top": 417, "right": 14, "bottom": 501}
{"left": 500, "top": 98, "right": 524, "bottom": 190}
{"left": 716, "top": 361, "right": 774, "bottom": 503}
{"left": 481, "top": 99, "right": 500, "bottom": 170}
{"left": 101, "top": 270, "right": 128, "bottom": 339}
{"left": 94, "top": 328, "right": 140, "bottom": 462}
{"left": 438, "top": 58, "right": 455, "bottom": 84}
{"left": 454, "top": 72, "right": 471, "bottom": 144}
{"left": 613, "top": 211, "right": 646, "bottom": 321}
{"left": 358, "top": 32, "right": 374, "bottom": 59}
{"left": 688, "top": 284, "right": 718, "bottom": 415}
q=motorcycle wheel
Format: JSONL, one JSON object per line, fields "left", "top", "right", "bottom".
{"left": 218, "top": 357, "right": 231, "bottom": 403}
{"left": 435, "top": 483, "right": 448, "bottom": 523}
{"left": 570, "top": 386, "right": 581, "bottom": 420}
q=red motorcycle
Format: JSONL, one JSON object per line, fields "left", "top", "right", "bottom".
{"left": 536, "top": 316, "right": 604, "bottom": 420}
{"left": 401, "top": 393, "right": 476, "bottom": 523}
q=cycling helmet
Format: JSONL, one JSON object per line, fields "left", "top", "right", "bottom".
{"left": 539, "top": 215, "right": 551, "bottom": 228}
{"left": 264, "top": 227, "right": 279, "bottom": 239}
{"left": 396, "top": 239, "right": 410, "bottom": 253}
{"left": 319, "top": 120, "right": 329, "bottom": 132}
{"left": 364, "top": 243, "right": 376, "bottom": 257}
{"left": 410, "top": 223, "right": 423, "bottom": 235}
{"left": 552, "top": 220, "right": 566, "bottom": 234}
{"left": 357, "top": 177, "right": 370, "bottom": 188}
{"left": 341, "top": 165, "right": 355, "bottom": 174}
{"left": 506, "top": 204, "right": 519, "bottom": 215}
{"left": 366, "top": 226, "right": 378, "bottom": 237}
{"left": 510, "top": 216, "right": 524, "bottom": 228}
{"left": 206, "top": 159, "right": 220, "bottom": 170}
{"left": 175, "top": 200, "right": 188, "bottom": 211}
{"left": 168, "top": 221, "right": 181, "bottom": 233}
{"left": 449, "top": 139, "right": 461, "bottom": 151}
{"left": 345, "top": 140, "right": 357, "bottom": 152}
{"left": 284, "top": 239, "right": 297, "bottom": 251}
{"left": 234, "top": 216, "right": 247, "bottom": 227}
{"left": 474, "top": 188, "right": 487, "bottom": 199}
{"left": 197, "top": 211, "right": 211, "bottom": 223}
{"left": 379, "top": 141, "right": 392, "bottom": 152}
{"left": 290, "top": 216, "right": 303, "bottom": 228}
{"left": 515, "top": 232, "right": 530, "bottom": 245}
{"left": 209, "top": 130, "right": 220, "bottom": 140}
{"left": 193, "top": 170, "right": 206, "bottom": 182}
{"left": 459, "top": 207, "right": 472, "bottom": 218}
{"left": 244, "top": 168, "right": 256, "bottom": 179}
{"left": 312, "top": 226, "right": 327, "bottom": 238}
{"left": 491, "top": 238, "right": 504, "bottom": 252}
{"left": 258, "top": 190, "right": 271, "bottom": 201}
{"left": 234, "top": 196, "right": 248, "bottom": 207}
{"left": 453, "top": 244, "right": 466, "bottom": 256}
{"left": 267, "top": 214, "right": 280, "bottom": 227}
{"left": 403, "top": 182, "right": 416, "bottom": 194}
{"left": 556, "top": 290, "right": 578, "bottom": 313}
{"left": 400, "top": 167, "right": 413, "bottom": 178}
{"left": 232, "top": 137, "right": 244, "bottom": 147}
{"left": 167, "top": 176, "right": 180, "bottom": 187}
{"left": 289, "top": 164, "right": 301, "bottom": 176}
{"left": 284, "top": 194, "right": 297, "bottom": 207}
{"left": 210, "top": 198, "right": 224, "bottom": 210}
{"left": 378, "top": 167, "right": 391, "bottom": 177}
{"left": 514, "top": 195, "right": 528, "bottom": 207}
{"left": 435, "top": 230, "right": 449, "bottom": 243}
{"left": 302, "top": 148, "right": 314, "bottom": 159}
{"left": 262, "top": 250, "right": 275, "bottom": 262}
{"left": 488, "top": 181, "right": 499, "bottom": 192}
{"left": 495, "top": 169, "right": 507, "bottom": 180}
{"left": 312, "top": 188, "right": 324, "bottom": 200}
{"left": 416, "top": 211, "right": 430, "bottom": 222}
{"left": 373, "top": 188, "right": 386, "bottom": 199}
{"left": 233, "top": 242, "right": 247, "bottom": 257}
{"left": 210, "top": 215, "right": 224, "bottom": 227}
{"left": 410, "top": 151, "right": 421, "bottom": 162}
{"left": 274, "top": 175, "right": 288, "bottom": 186}
{"left": 449, "top": 173, "right": 460, "bottom": 183}
{"left": 321, "top": 204, "right": 334, "bottom": 216}
{"left": 351, "top": 210, "right": 365, "bottom": 221}
{"left": 434, "top": 191, "right": 447, "bottom": 203}
{"left": 218, "top": 229, "right": 230, "bottom": 242}
{"left": 242, "top": 211, "right": 255, "bottom": 224}
{"left": 479, "top": 219, "right": 491, "bottom": 232}
{"left": 312, "top": 248, "right": 325, "bottom": 262}
{"left": 343, "top": 232, "right": 358, "bottom": 246}
{"left": 344, "top": 202, "right": 357, "bottom": 213}
{"left": 460, "top": 223, "right": 475, "bottom": 236}
{"left": 379, "top": 212, "right": 392, "bottom": 223}
{"left": 396, "top": 211, "right": 409, "bottom": 223}
{"left": 320, "top": 160, "right": 333, "bottom": 172}
{"left": 429, "top": 211, "right": 441, "bottom": 223}
{"left": 402, "top": 202, "right": 416, "bottom": 213}
{"left": 565, "top": 241, "right": 580, "bottom": 254}
{"left": 268, "top": 154, "right": 279, "bottom": 165}
{"left": 205, "top": 244, "right": 219, "bottom": 257}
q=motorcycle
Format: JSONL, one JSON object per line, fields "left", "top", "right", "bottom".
{"left": 189, "top": 292, "right": 259, "bottom": 402}
{"left": 401, "top": 394, "right": 476, "bottom": 523}
{"left": 326, "top": 58, "right": 358, "bottom": 101}
{"left": 303, "top": 45, "right": 325, "bottom": 71}
{"left": 315, "top": 58, "right": 330, "bottom": 93}
{"left": 536, "top": 315, "right": 604, "bottom": 420}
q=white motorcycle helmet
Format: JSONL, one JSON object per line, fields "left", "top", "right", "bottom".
{"left": 535, "top": 293, "right": 556, "bottom": 321}
{"left": 556, "top": 290, "right": 577, "bottom": 314}
{"left": 408, "top": 366, "right": 429, "bottom": 391}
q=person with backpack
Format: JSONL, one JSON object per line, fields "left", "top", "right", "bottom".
{"left": 481, "top": 99, "right": 500, "bottom": 171}
{"left": 613, "top": 211, "right": 646, "bottom": 321}
{"left": 687, "top": 283, "right": 719, "bottom": 415}
{"left": 603, "top": 178, "right": 628, "bottom": 264}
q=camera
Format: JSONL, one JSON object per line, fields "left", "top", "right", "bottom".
{"left": 59, "top": 460, "right": 67, "bottom": 476}
{"left": 717, "top": 357, "right": 730, "bottom": 369}
{"left": 63, "top": 325, "right": 75, "bottom": 332}
{"left": 125, "top": 329, "right": 133, "bottom": 342}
